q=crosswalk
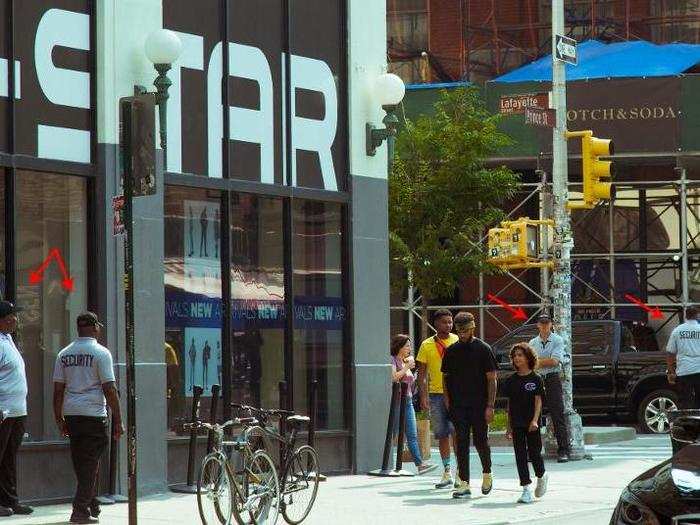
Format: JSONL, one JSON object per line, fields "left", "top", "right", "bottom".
{"left": 480, "top": 435, "right": 673, "bottom": 462}
{"left": 584, "top": 440, "right": 672, "bottom": 461}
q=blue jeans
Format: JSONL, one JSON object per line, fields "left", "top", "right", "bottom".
{"left": 393, "top": 397, "right": 422, "bottom": 467}
{"left": 429, "top": 393, "right": 455, "bottom": 439}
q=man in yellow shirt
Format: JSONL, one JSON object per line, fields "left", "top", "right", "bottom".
{"left": 417, "top": 309, "right": 459, "bottom": 488}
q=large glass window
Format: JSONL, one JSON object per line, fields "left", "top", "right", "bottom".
{"left": 16, "top": 171, "right": 88, "bottom": 441}
{"left": 230, "top": 194, "right": 285, "bottom": 409}
{"left": 165, "top": 187, "right": 222, "bottom": 436}
{"left": 292, "top": 201, "right": 346, "bottom": 430}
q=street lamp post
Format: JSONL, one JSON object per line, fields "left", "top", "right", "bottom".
{"left": 145, "top": 28, "right": 182, "bottom": 170}
{"left": 122, "top": 29, "right": 181, "bottom": 525}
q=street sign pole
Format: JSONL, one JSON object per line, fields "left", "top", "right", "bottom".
{"left": 119, "top": 97, "right": 138, "bottom": 525}
{"left": 551, "top": 1, "right": 586, "bottom": 459}
{"left": 119, "top": 92, "right": 157, "bottom": 525}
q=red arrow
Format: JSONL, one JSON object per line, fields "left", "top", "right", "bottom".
{"left": 28, "top": 248, "right": 75, "bottom": 292}
{"left": 624, "top": 293, "right": 664, "bottom": 320}
{"left": 486, "top": 293, "right": 528, "bottom": 321}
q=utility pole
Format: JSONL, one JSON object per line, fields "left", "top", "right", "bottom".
{"left": 550, "top": 0, "right": 586, "bottom": 459}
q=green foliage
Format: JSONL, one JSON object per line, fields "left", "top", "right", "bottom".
{"left": 491, "top": 409, "right": 509, "bottom": 431}
{"left": 389, "top": 87, "right": 519, "bottom": 299}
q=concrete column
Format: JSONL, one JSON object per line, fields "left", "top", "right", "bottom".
{"left": 347, "top": 0, "right": 392, "bottom": 473}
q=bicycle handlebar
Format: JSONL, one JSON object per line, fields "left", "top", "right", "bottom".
{"left": 182, "top": 416, "right": 258, "bottom": 432}
{"left": 231, "top": 403, "right": 295, "bottom": 418}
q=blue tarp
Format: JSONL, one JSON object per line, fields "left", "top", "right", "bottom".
{"left": 406, "top": 81, "right": 470, "bottom": 91}
{"left": 491, "top": 40, "right": 700, "bottom": 83}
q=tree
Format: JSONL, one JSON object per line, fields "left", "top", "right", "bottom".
{"left": 389, "top": 87, "right": 519, "bottom": 337}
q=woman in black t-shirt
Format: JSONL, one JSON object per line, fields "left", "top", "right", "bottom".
{"left": 504, "top": 343, "right": 548, "bottom": 504}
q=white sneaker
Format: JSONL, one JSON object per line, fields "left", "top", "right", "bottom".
{"left": 517, "top": 486, "right": 535, "bottom": 504}
{"left": 535, "top": 473, "right": 548, "bottom": 498}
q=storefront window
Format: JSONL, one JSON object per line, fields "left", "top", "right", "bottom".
{"left": 165, "top": 187, "right": 222, "bottom": 436}
{"left": 292, "top": 201, "right": 346, "bottom": 430}
{"left": 15, "top": 171, "right": 88, "bottom": 441}
{"left": 230, "top": 194, "right": 285, "bottom": 409}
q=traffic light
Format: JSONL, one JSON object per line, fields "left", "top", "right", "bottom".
{"left": 566, "top": 130, "right": 614, "bottom": 209}
{"left": 487, "top": 218, "right": 554, "bottom": 269}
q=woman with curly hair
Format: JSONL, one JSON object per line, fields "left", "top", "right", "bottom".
{"left": 504, "top": 343, "right": 548, "bottom": 504}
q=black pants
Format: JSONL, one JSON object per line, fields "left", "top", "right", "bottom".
{"left": 0, "top": 416, "right": 25, "bottom": 508}
{"left": 449, "top": 405, "right": 491, "bottom": 483}
{"left": 65, "top": 416, "right": 109, "bottom": 512}
{"left": 543, "top": 373, "right": 570, "bottom": 454}
{"left": 512, "top": 427, "right": 545, "bottom": 486}
{"left": 678, "top": 373, "right": 700, "bottom": 409}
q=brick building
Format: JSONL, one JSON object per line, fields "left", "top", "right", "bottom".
{"left": 388, "top": 0, "right": 700, "bottom": 83}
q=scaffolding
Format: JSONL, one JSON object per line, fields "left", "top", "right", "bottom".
{"left": 387, "top": 0, "right": 700, "bottom": 83}
{"left": 391, "top": 159, "right": 700, "bottom": 349}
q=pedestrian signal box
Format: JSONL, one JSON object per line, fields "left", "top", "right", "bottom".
{"left": 566, "top": 130, "right": 614, "bottom": 209}
{"left": 487, "top": 218, "right": 554, "bottom": 270}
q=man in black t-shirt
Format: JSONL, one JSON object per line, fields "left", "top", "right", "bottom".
{"left": 441, "top": 311, "right": 498, "bottom": 499}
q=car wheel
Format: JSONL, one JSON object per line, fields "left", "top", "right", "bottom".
{"left": 637, "top": 390, "right": 678, "bottom": 434}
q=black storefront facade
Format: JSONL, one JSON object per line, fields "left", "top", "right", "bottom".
{"left": 0, "top": 0, "right": 392, "bottom": 502}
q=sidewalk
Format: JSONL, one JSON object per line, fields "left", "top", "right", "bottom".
{"left": 8, "top": 435, "right": 670, "bottom": 525}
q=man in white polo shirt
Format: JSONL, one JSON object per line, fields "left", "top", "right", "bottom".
{"left": 53, "top": 312, "right": 124, "bottom": 524}
{"left": 0, "top": 301, "right": 32, "bottom": 516}
{"left": 667, "top": 306, "right": 700, "bottom": 408}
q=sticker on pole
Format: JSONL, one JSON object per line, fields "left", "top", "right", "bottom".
{"left": 555, "top": 35, "right": 577, "bottom": 65}
{"left": 113, "top": 195, "right": 125, "bottom": 236}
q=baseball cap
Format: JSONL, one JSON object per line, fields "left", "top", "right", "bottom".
{"left": 537, "top": 313, "right": 552, "bottom": 323}
{"left": 0, "top": 301, "right": 22, "bottom": 318}
{"left": 76, "top": 311, "right": 104, "bottom": 328}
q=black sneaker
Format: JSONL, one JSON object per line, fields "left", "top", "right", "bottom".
{"left": 70, "top": 511, "right": 99, "bottom": 524}
{"left": 11, "top": 504, "right": 33, "bottom": 515}
{"left": 0, "top": 506, "right": 12, "bottom": 517}
{"left": 557, "top": 452, "right": 570, "bottom": 463}
{"left": 89, "top": 501, "right": 101, "bottom": 518}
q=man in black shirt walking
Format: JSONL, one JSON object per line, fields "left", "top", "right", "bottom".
{"left": 441, "top": 311, "right": 498, "bottom": 499}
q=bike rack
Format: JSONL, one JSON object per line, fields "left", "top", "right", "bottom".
{"left": 368, "top": 382, "right": 403, "bottom": 477}
{"left": 170, "top": 385, "right": 203, "bottom": 493}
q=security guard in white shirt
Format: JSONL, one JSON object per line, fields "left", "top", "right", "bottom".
{"left": 667, "top": 306, "right": 700, "bottom": 408}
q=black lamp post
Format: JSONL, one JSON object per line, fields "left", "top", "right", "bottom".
{"left": 121, "top": 28, "right": 182, "bottom": 525}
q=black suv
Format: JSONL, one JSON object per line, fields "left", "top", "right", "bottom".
{"left": 493, "top": 320, "right": 676, "bottom": 434}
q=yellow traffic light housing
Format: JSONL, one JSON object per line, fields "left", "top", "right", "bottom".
{"left": 566, "top": 130, "right": 614, "bottom": 209}
{"left": 487, "top": 217, "right": 554, "bottom": 270}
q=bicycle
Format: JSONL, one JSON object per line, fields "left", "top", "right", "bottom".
{"left": 231, "top": 403, "right": 320, "bottom": 524}
{"left": 184, "top": 418, "right": 280, "bottom": 525}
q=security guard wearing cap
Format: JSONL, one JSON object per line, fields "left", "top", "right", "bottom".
{"left": 529, "top": 313, "right": 571, "bottom": 463}
{"left": 53, "top": 312, "right": 124, "bottom": 524}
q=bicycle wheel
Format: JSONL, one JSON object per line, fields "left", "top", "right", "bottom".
{"left": 232, "top": 449, "right": 280, "bottom": 525}
{"left": 281, "top": 445, "right": 320, "bottom": 524}
{"left": 197, "top": 453, "right": 233, "bottom": 525}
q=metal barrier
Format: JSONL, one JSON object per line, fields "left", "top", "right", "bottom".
{"left": 170, "top": 385, "right": 203, "bottom": 493}
{"left": 206, "top": 384, "right": 221, "bottom": 454}
{"left": 368, "top": 382, "right": 405, "bottom": 477}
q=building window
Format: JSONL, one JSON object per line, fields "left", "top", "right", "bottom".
{"left": 15, "top": 171, "right": 88, "bottom": 441}
{"left": 230, "top": 194, "right": 285, "bottom": 409}
{"left": 292, "top": 201, "right": 346, "bottom": 430}
{"left": 165, "top": 186, "right": 222, "bottom": 436}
